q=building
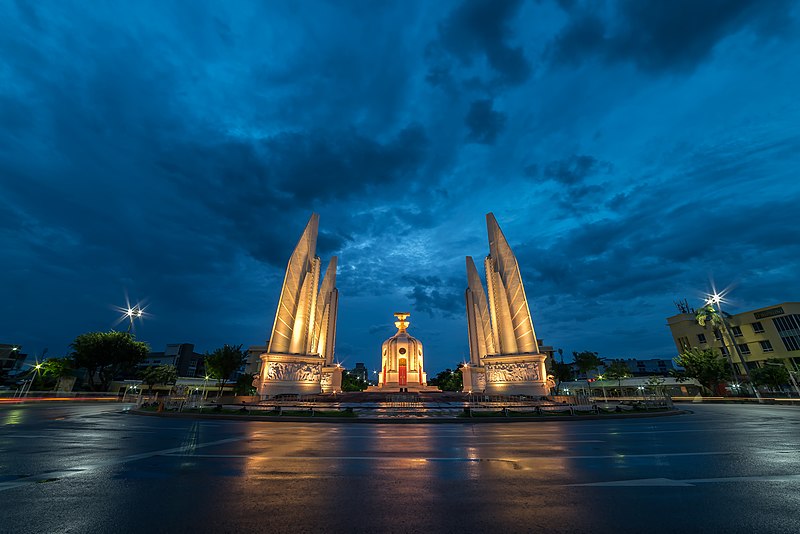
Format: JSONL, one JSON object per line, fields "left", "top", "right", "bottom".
{"left": 350, "top": 362, "right": 368, "bottom": 383}
{"left": 142, "top": 343, "right": 205, "bottom": 378}
{"left": 667, "top": 302, "right": 800, "bottom": 375}
{"left": 606, "top": 358, "right": 676, "bottom": 376}
{"left": 0, "top": 344, "right": 27, "bottom": 378}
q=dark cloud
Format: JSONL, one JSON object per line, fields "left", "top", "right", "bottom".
{"left": 549, "top": 0, "right": 796, "bottom": 72}
{"left": 436, "top": 0, "right": 531, "bottom": 85}
{"left": 543, "top": 154, "right": 613, "bottom": 185}
{"left": 403, "top": 275, "right": 463, "bottom": 318}
{"left": 465, "top": 99, "right": 507, "bottom": 144}
{"left": 1, "top": 0, "right": 798, "bottom": 373}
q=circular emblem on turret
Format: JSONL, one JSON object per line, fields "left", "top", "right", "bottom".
{"left": 399, "top": 348, "right": 407, "bottom": 355}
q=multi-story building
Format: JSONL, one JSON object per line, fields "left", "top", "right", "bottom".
{"left": 142, "top": 343, "right": 205, "bottom": 378}
{"left": 607, "top": 358, "right": 676, "bottom": 376}
{"left": 350, "top": 362, "right": 368, "bottom": 383}
{"left": 0, "top": 344, "right": 27, "bottom": 378}
{"left": 666, "top": 302, "right": 800, "bottom": 375}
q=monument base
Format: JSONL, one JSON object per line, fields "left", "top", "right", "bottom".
{"left": 483, "top": 353, "right": 549, "bottom": 397}
{"left": 321, "top": 366, "right": 343, "bottom": 394}
{"left": 461, "top": 364, "right": 486, "bottom": 393}
{"left": 256, "top": 353, "right": 325, "bottom": 398}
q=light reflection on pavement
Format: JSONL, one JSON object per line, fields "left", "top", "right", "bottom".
{"left": 0, "top": 402, "right": 799, "bottom": 533}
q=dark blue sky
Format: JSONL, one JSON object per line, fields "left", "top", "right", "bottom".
{"left": 3, "top": 0, "right": 799, "bottom": 372}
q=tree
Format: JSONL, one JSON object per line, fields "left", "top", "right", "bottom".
{"left": 573, "top": 351, "right": 602, "bottom": 378}
{"left": 695, "top": 303, "right": 755, "bottom": 391}
{"left": 140, "top": 364, "right": 177, "bottom": 394}
{"left": 234, "top": 372, "right": 257, "bottom": 396}
{"left": 71, "top": 331, "right": 149, "bottom": 391}
{"left": 750, "top": 360, "right": 790, "bottom": 391}
{"left": 674, "top": 347, "right": 727, "bottom": 395}
{"left": 645, "top": 375, "right": 666, "bottom": 396}
{"left": 430, "top": 368, "right": 463, "bottom": 391}
{"left": 604, "top": 360, "right": 632, "bottom": 395}
{"left": 341, "top": 371, "right": 367, "bottom": 392}
{"left": 204, "top": 344, "right": 247, "bottom": 398}
{"left": 40, "top": 358, "right": 74, "bottom": 391}
{"left": 551, "top": 362, "right": 573, "bottom": 393}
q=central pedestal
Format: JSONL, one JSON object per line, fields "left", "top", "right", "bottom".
{"left": 257, "top": 354, "right": 326, "bottom": 397}
{"left": 483, "top": 353, "right": 548, "bottom": 396}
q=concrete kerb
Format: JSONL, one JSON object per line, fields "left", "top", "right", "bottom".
{"left": 129, "top": 407, "right": 688, "bottom": 424}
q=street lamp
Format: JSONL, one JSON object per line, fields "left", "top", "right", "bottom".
{"left": 705, "top": 291, "right": 761, "bottom": 400}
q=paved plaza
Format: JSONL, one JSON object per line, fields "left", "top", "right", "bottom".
{"left": 1, "top": 403, "right": 799, "bottom": 533}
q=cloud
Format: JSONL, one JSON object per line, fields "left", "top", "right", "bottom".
{"left": 543, "top": 154, "right": 613, "bottom": 185}
{"left": 403, "top": 275, "right": 464, "bottom": 317}
{"left": 465, "top": 99, "right": 507, "bottom": 145}
{"left": 435, "top": 0, "right": 531, "bottom": 85}
{"left": 548, "top": 0, "right": 796, "bottom": 72}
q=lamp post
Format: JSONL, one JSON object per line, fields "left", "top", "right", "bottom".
{"left": 705, "top": 292, "right": 761, "bottom": 400}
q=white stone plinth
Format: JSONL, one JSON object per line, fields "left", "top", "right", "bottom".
{"left": 321, "top": 366, "right": 343, "bottom": 394}
{"left": 483, "top": 353, "right": 548, "bottom": 397}
{"left": 257, "top": 353, "right": 325, "bottom": 398}
{"left": 461, "top": 364, "right": 486, "bottom": 393}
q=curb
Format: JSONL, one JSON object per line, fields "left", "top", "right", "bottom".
{"left": 129, "top": 408, "right": 688, "bottom": 424}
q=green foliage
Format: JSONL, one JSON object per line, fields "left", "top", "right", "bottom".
{"left": 750, "top": 360, "right": 791, "bottom": 390}
{"left": 552, "top": 362, "right": 573, "bottom": 382}
{"left": 573, "top": 351, "right": 602, "bottom": 375}
{"left": 140, "top": 365, "right": 177, "bottom": 392}
{"left": 431, "top": 368, "right": 463, "bottom": 391}
{"left": 205, "top": 344, "right": 247, "bottom": 397}
{"left": 71, "top": 331, "right": 149, "bottom": 391}
{"left": 645, "top": 375, "right": 666, "bottom": 394}
{"left": 695, "top": 304, "right": 724, "bottom": 329}
{"left": 234, "top": 372, "right": 257, "bottom": 396}
{"left": 341, "top": 371, "right": 367, "bottom": 392}
{"left": 604, "top": 361, "right": 632, "bottom": 390}
{"left": 674, "top": 347, "right": 727, "bottom": 394}
{"left": 40, "top": 358, "right": 73, "bottom": 379}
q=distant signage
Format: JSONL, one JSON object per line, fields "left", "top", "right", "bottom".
{"left": 754, "top": 307, "right": 784, "bottom": 319}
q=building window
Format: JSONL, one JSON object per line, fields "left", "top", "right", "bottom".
{"left": 738, "top": 343, "right": 751, "bottom": 355}
{"left": 752, "top": 321, "right": 765, "bottom": 334}
{"left": 731, "top": 326, "right": 743, "bottom": 337}
{"left": 772, "top": 314, "right": 800, "bottom": 351}
{"left": 677, "top": 336, "right": 690, "bottom": 350}
{"left": 760, "top": 340, "right": 774, "bottom": 353}
{"left": 714, "top": 330, "right": 722, "bottom": 341}
{"left": 720, "top": 346, "right": 729, "bottom": 357}
{"left": 697, "top": 333, "right": 707, "bottom": 343}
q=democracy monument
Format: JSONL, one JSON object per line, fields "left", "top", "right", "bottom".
{"left": 254, "top": 214, "right": 342, "bottom": 397}
{"left": 255, "top": 212, "right": 548, "bottom": 398}
{"left": 462, "top": 214, "right": 549, "bottom": 396}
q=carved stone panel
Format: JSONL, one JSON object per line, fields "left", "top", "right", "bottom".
{"left": 320, "top": 372, "right": 332, "bottom": 389}
{"left": 266, "top": 361, "right": 321, "bottom": 382}
{"left": 476, "top": 372, "right": 486, "bottom": 391}
{"left": 486, "top": 361, "right": 540, "bottom": 382}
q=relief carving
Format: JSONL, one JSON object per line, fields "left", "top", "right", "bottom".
{"left": 320, "top": 372, "right": 332, "bottom": 388}
{"left": 486, "top": 362, "right": 540, "bottom": 382}
{"left": 266, "top": 361, "right": 321, "bottom": 382}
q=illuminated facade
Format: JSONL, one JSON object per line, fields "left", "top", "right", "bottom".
{"left": 254, "top": 214, "right": 341, "bottom": 397}
{"left": 667, "top": 302, "right": 800, "bottom": 376}
{"left": 371, "top": 313, "right": 434, "bottom": 392}
{"left": 463, "top": 213, "right": 549, "bottom": 396}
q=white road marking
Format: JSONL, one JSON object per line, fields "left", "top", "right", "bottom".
{"left": 0, "top": 436, "right": 245, "bottom": 492}
{"left": 569, "top": 474, "right": 800, "bottom": 487}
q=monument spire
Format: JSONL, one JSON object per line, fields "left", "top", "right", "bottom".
{"left": 257, "top": 213, "right": 342, "bottom": 397}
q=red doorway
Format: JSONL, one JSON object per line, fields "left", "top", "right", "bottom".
{"left": 398, "top": 358, "right": 407, "bottom": 386}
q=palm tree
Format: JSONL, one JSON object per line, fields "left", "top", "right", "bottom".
{"left": 695, "top": 302, "right": 757, "bottom": 397}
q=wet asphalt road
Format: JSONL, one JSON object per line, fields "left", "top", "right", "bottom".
{"left": 1, "top": 403, "right": 799, "bottom": 534}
